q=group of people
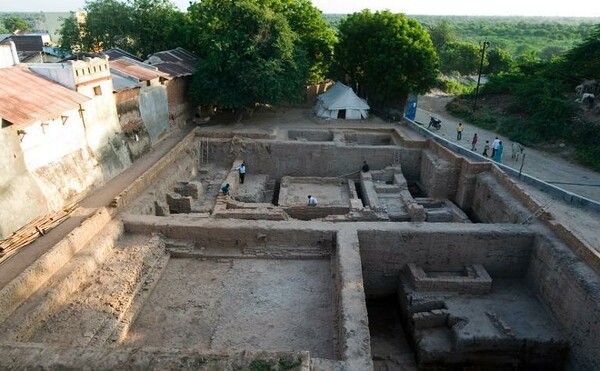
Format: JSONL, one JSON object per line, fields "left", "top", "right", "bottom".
{"left": 220, "top": 161, "right": 247, "bottom": 196}
{"left": 457, "top": 123, "right": 506, "bottom": 163}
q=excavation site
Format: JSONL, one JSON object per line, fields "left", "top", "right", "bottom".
{"left": 0, "top": 110, "right": 599, "bottom": 371}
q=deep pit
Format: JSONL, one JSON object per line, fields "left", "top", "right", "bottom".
{"left": 0, "top": 121, "right": 598, "bottom": 370}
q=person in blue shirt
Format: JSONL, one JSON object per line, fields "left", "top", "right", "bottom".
{"left": 307, "top": 195, "right": 318, "bottom": 206}
{"left": 237, "top": 162, "right": 246, "bottom": 184}
{"left": 221, "top": 183, "right": 230, "bottom": 196}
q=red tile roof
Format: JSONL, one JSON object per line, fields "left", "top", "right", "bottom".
{"left": 0, "top": 66, "right": 90, "bottom": 127}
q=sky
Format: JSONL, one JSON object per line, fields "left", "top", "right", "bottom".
{"left": 3, "top": 0, "right": 600, "bottom": 18}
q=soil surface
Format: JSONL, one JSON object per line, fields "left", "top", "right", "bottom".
{"left": 125, "top": 257, "right": 335, "bottom": 358}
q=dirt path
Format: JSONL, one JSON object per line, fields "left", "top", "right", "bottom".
{"left": 415, "top": 94, "right": 600, "bottom": 202}
{"left": 0, "top": 125, "right": 194, "bottom": 289}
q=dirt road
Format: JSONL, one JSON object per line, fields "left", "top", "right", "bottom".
{"left": 415, "top": 94, "right": 600, "bottom": 202}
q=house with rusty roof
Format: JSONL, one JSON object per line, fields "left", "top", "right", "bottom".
{"left": 108, "top": 56, "right": 173, "bottom": 155}
{"left": 0, "top": 46, "right": 132, "bottom": 238}
{"left": 145, "top": 47, "right": 199, "bottom": 127}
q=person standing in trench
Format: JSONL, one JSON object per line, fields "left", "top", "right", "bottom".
{"left": 237, "top": 162, "right": 246, "bottom": 184}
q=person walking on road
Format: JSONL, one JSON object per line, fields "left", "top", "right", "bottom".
{"left": 491, "top": 137, "right": 501, "bottom": 158}
{"left": 493, "top": 141, "right": 504, "bottom": 163}
{"left": 456, "top": 123, "right": 464, "bottom": 140}
{"left": 237, "top": 162, "right": 246, "bottom": 184}
{"left": 482, "top": 140, "right": 490, "bottom": 157}
{"left": 471, "top": 133, "right": 478, "bottom": 151}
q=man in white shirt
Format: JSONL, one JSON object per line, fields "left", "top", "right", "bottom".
{"left": 307, "top": 195, "right": 318, "bottom": 206}
{"left": 491, "top": 137, "right": 501, "bottom": 158}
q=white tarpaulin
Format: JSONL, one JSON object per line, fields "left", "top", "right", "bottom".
{"left": 315, "top": 81, "right": 369, "bottom": 120}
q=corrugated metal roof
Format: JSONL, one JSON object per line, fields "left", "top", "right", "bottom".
{"left": 0, "top": 66, "right": 90, "bottom": 127}
{"left": 104, "top": 48, "right": 142, "bottom": 62}
{"left": 110, "top": 57, "right": 170, "bottom": 82}
{"left": 111, "top": 73, "right": 140, "bottom": 92}
{"left": 145, "top": 47, "right": 198, "bottom": 77}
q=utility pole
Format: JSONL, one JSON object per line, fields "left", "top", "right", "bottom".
{"left": 472, "top": 40, "right": 490, "bottom": 112}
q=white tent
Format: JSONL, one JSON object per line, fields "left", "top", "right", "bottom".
{"left": 315, "top": 81, "right": 369, "bottom": 120}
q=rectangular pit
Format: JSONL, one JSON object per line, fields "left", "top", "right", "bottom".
{"left": 124, "top": 257, "right": 335, "bottom": 358}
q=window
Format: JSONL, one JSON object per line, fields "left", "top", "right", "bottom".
{"left": 93, "top": 85, "right": 102, "bottom": 96}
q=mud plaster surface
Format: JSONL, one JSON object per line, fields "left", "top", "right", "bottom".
{"left": 125, "top": 258, "right": 335, "bottom": 358}
{"left": 279, "top": 181, "right": 350, "bottom": 207}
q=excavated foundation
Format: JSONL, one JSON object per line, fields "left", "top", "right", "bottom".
{"left": 0, "top": 124, "right": 598, "bottom": 370}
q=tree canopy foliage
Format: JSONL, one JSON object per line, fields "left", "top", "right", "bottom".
{"left": 448, "top": 23, "right": 600, "bottom": 170}
{"left": 3, "top": 16, "right": 31, "bottom": 32}
{"left": 187, "top": 0, "right": 307, "bottom": 120}
{"left": 334, "top": 10, "right": 439, "bottom": 107}
{"left": 58, "top": 0, "right": 185, "bottom": 57}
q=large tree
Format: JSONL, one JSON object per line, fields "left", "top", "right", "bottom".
{"left": 334, "top": 10, "right": 439, "bottom": 107}
{"left": 128, "top": 0, "right": 187, "bottom": 57}
{"left": 83, "top": 0, "right": 132, "bottom": 52}
{"left": 439, "top": 41, "right": 481, "bottom": 75}
{"left": 188, "top": 0, "right": 307, "bottom": 121}
{"left": 58, "top": 13, "right": 85, "bottom": 54}
{"left": 261, "top": 0, "right": 336, "bottom": 83}
{"left": 57, "top": 0, "right": 187, "bottom": 57}
{"left": 4, "top": 16, "right": 31, "bottom": 33}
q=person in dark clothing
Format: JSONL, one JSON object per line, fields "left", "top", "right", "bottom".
{"left": 237, "top": 162, "right": 246, "bottom": 184}
{"left": 361, "top": 161, "right": 370, "bottom": 172}
{"left": 221, "top": 183, "right": 230, "bottom": 196}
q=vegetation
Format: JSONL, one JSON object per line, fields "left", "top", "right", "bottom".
{"left": 187, "top": 0, "right": 307, "bottom": 121}
{"left": 57, "top": 0, "right": 185, "bottom": 57}
{"left": 333, "top": 10, "right": 439, "bottom": 107}
{"left": 448, "top": 24, "right": 600, "bottom": 170}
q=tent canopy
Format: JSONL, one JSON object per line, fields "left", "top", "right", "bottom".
{"left": 315, "top": 81, "right": 369, "bottom": 120}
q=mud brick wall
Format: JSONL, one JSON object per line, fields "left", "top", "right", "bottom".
{"left": 527, "top": 235, "right": 600, "bottom": 370}
{"left": 419, "top": 149, "right": 460, "bottom": 199}
{"left": 166, "top": 192, "right": 192, "bottom": 213}
{"left": 358, "top": 225, "right": 534, "bottom": 298}
{"left": 470, "top": 173, "right": 530, "bottom": 223}
{"left": 199, "top": 138, "right": 423, "bottom": 182}
{"left": 124, "top": 216, "right": 336, "bottom": 251}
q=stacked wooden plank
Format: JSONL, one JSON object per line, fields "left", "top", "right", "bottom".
{"left": 0, "top": 202, "right": 79, "bottom": 265}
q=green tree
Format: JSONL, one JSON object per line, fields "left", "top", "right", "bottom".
{"left": 428, "top": 20, "right": 456, "bottom": 52}
{"left": 82, "top": 0, "right": 133, "bottom": 52}
{"left": 486, "top": 47, "right": 515, "bottom": 75}
{"left": 128, "top": 0, "right": 187, "bottom": 57}
{"left": 188, "top": 0, "right": 307, "bottom": 122}
{"left": 334, "top": 10, "right": 439, "bottom": 107}
{"left": 439, "top": 41, "right": 481, "bottom": 75}
{"left": 4, "top": 16, "right": 31, "bottom": 32}
{"left": 261, "top": 0, "right": 336, "bottom": 83}
{"left": 58, "top": 13, "right": 84, "bottom": 54}
{"left": 563, "top": 23, "right": 600, "bottom": 81}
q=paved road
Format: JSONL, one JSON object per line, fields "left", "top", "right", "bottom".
{"left": 414, "top": 106, "right": 600, "bottom": 203}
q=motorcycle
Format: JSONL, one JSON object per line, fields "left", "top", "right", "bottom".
{"left": 428, "top": 116, "right": 442, "bottom": 130}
